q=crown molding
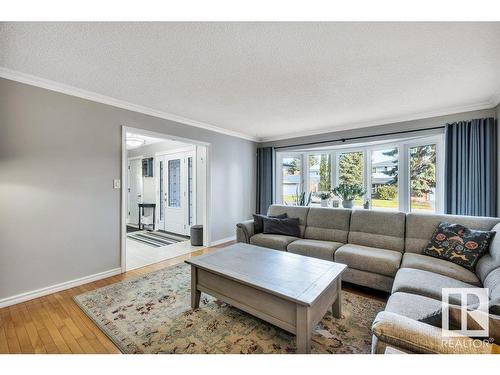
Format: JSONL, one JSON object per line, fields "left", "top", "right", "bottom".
{"left": 259, "top": 100, "right": 497, "bottom": 143}
{"left": 490, "top": 91, "right": 500, "bottom": 108}
{"left": 2, "top": 67, "right": 497, "bottom": 144}
{"left": 0, "top": 67, "right": 259, "bottom": 142}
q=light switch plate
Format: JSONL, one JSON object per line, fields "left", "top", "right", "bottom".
{"left": 113, "top": 179, "right": 121, "bottom": 189}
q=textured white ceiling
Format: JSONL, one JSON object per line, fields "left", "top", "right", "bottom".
{"left": 1, "top": 22, "right": 499, "bottom": 141}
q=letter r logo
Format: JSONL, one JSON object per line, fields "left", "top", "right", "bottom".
{"left": 441, "top": 288, "right": 489, "bottom": 338}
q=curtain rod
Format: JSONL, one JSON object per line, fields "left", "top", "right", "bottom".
{"left": 273, "top": 125, "right": 445, "bottom": 150}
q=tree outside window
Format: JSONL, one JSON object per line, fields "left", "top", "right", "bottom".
{"left": 338, "top": 152, "right": 364, "bottom": 207}
{"left": 308, "top": 154, "right": 331, "bottom": 204}
{"left": 410, "top": 144, "right": 436, "bottom": 212}
{"left": 338, "top": 152, "right": 363, "bottom": 185}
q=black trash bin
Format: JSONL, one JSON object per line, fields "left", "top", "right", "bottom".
{"left": 190, "top": 225, "right": 203, "bottom": 246}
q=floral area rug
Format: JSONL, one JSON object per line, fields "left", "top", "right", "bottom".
{"left": 74, "top": 263, "right": 385, "bottom": 354}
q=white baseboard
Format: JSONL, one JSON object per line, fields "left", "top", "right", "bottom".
{"left": 209, "top": 236, "right": 236, "bottom": 247}
{"left": 0, "top": 268, "right": 122, "bottom": 309}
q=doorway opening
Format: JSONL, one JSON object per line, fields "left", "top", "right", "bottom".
{"left": 121, "top": 126, "right": 209, "bottom": 271}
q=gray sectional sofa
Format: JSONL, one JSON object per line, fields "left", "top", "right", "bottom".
{"left": 236, "top": 204, "right": 500, "bottom": 353}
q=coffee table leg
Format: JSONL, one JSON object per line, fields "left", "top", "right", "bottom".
{"left": 191, "top": 265, "right": 201, "bottom": 309}
{"left": 332, "top": 278, "right": 342, "bottom": 318}
{"left": 296, "top": 305, "right": 311, "bottom": 354}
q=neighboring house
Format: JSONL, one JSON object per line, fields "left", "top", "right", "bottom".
{"left": 283, "top": 174, "right": 301, "bottom": 196}
{"left": 308, "top": 164, "right": 320, "bottom": 193}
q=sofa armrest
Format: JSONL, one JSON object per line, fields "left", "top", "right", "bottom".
{"left": 372, "top": 311, "right": 498, "bottom": 354}
{"left": 236, "top": 219, "right": 255, "bottom": 243}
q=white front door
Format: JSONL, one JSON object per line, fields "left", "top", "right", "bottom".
{"left": 157, "top": 152, "right": 188, "bottom": 235}
{"left": 157, "top": 157, "right": 166, "bottom": 230}
{"left": 186, "top": 151, "right": 195, "bottom": 231}
{"left": 127, "top": 158, "right": 143, "bottom": 225}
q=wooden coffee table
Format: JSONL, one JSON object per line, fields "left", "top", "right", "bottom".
{"left": 185, "top": 243, "right": 346, "bottom": 353}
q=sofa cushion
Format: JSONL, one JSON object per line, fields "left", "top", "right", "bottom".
{"left": 287, "top": 239, "right": 343, "bottom": 261}
{"left": 423, "top": 222, "right": 495, "bottom": 271}
{"left": 385, "top": 292, "right": 443, "bottom": 321}
{"left": 342, "top": 268, "right": 394, "bottom": 292}
{"left": 249, "top": 233, "right": 299, "bottom": 251}
{"left": 267, "top": 205, "right": 309, "bottom": 237}
{"left": 392, "top": 268, "right": 480, "bottom": 305}
{"left": 334, "top": 244, "right": 402, "bottom": 277}
{"left": 303, "top": 207, "right": 351, "bottom": 243}
{"left": 476, "top": 223, "right": 500, "bottom": 284}
{"left": 347, "top": 210, "right": 406, "bottom": 252}
{"left": 401, "top": 253, "right": 481, "bottom": 286}
{"left": 405, "top": 213, "right": 500, "bottom": 254}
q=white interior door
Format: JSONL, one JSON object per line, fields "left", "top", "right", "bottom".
{"left": 128, "top": 158, "right": 143, "bottom": 225}
{"left": 164, "top": 153, "right": 188, "bottom": 235}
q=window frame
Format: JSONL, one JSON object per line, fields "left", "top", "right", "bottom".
{"left": 274, "top": 134, "right": 444, "bottom": 213}
{"left": 405, "top": 137, "right": 444, "bottom": 214}
{"left": 305, "top": 152, "right": 333, "bottom": 196}
{"left": 276, "top": 152, "right": 305, "bottom": 205}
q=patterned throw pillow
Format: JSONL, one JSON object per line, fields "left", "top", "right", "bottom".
{"left": 423, "top": 222, "right": 495, "bottom": 271}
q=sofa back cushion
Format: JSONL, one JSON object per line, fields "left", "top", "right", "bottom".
{"left": 267, "top": 205, "right": 309, "bottom": 238}
{"left": 348, "top": 210, "right": 406, "bottom": 252}
{"left": 304, "top": 207, "right": 351, "bottom": 243}
{"left": 405, "top": 213, "right": 500, "bottom": 255}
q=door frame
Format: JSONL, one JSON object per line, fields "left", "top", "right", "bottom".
{"left": 121, "top": 126, "right": 211, "bottom": 273}
{"left": 127, "top": 155, "right": 144, "bottom": 225}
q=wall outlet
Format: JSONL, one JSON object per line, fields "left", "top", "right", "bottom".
{"left": 113, "top": 179, "right": 121, "bottom": 189}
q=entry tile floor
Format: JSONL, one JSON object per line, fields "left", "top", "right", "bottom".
{"left": 126, "top": 235, "right": 204, "bottom": 271}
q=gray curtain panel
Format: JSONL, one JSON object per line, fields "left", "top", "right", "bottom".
{"left": 256, "top": 147, "right": 274, "bottom": 214}
{"left": 445, "top": 117, "right": 497, "bottom": 217}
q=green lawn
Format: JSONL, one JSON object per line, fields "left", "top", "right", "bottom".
{"left": 371, "top": 199, "right": 398, "bottom": 208}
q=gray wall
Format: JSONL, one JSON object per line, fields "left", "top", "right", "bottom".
{"left": 260, "top": 108, "right": 497, "bottom": 150}
{"left": 0, "top": 78, "right": 256, "bottom": 300}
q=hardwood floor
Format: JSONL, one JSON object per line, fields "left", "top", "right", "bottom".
{"left": 0, "top": 242, "right": 387, "bottom": 354}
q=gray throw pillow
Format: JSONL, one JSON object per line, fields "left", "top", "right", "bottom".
{"left": 262, "top": 217, "right": 300, "bottom": 238}
{"left": 253, "top": 213, "right": 287, "bottom": 234}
